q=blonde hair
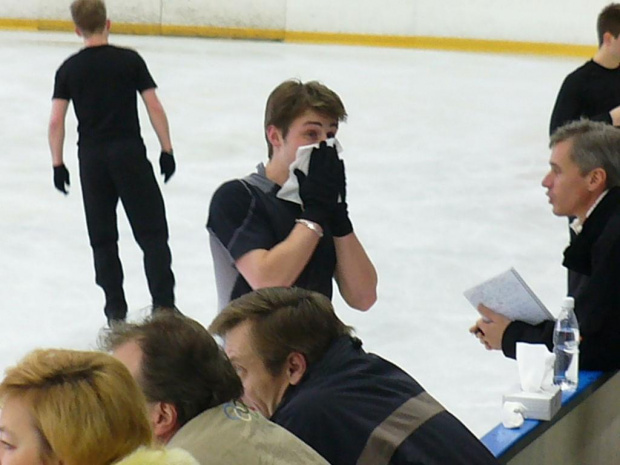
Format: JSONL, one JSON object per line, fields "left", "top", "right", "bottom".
{"left": 0, "top": 349, "right": 153, "bottom": 465}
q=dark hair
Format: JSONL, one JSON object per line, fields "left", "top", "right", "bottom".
{"left": 550, "top": 119, "right": 620, "bottom": 188}
{"left": 209, "top": 287, "right": 353, "bottom": 376}
{"left": 70, "top": 0, "right": 107, "bottom": 36}
{"left": 100, "top": 313, "right": 243, "bottom": 427}
{"left": 597, "top": 3, "right": 620, "bottom": 46}
{"left": 264, "top": 79, "right": 347, "bottom": 159}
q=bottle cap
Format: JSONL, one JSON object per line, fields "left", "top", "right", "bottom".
{"left": 562, "top": 296, "right": 575, "bottom": 309}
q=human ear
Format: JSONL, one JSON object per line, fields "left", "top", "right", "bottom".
{"left": 286, "top": 352, "right": 307, "bottom": 386}
{"left": 266, "top": 125, "right": 283, "bottom": 149}
{"left": 149, "top": 402, "right": 178, "bottom": 442}
{"left": 587, "top": 167, "right": 607, "bottom": 191}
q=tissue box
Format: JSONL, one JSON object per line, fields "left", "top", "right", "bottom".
{"left": 502, "top": 386, "right": 562, "bottom": 421}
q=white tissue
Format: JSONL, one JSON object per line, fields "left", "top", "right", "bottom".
{"left": 501, "top": 342, "right": 561, "bottom": 422}
{"left": 501, "top": 401, "right": 525, "bottom": 428}
{"left": 276, "top": 138, "right": 344, "bottom": 205}
{"left": 516, "top": 342, "right": 555, "bottom": 392}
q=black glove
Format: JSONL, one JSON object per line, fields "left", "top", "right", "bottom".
{"left": 53, "top": 164, "right": 70, "bottom": 194}
{"left": 331, "top": 159, "right": 353, "bottom": 237}
{"left": 159, "top": 150, "right": 176, "bottom": 183}
{"left": 294, "top": 141, "right": 340, "bottom": 228}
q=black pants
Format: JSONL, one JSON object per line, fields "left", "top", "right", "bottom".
{"left": 78, "top": 139, "right": 175, "bottom": 320}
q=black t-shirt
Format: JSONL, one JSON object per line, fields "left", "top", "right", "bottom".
{"left": 207, "top": 166, "right": 337, "bottom": 310}
{"left": 549, "top": 60, "right": 620, "bottom": 135}
{"left": 52, "top": 44, "right": 156, "bottom": 146}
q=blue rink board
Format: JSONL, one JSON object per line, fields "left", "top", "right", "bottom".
{"left": 480, "top": 371, "right": 607, "bottom": 458}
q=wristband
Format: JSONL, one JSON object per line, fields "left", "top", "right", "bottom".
{"left": 295, "top": 219, "right": 324, "bottom": 238}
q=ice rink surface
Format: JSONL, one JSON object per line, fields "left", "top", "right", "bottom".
{"left": 1, "top": 29, "right": 584, "bottom": 436}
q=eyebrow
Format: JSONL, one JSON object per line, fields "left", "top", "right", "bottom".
{"left": 302, "top": 121, "right": 339, "bottom": 128}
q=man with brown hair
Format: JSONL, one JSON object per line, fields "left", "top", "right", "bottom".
{"left": 210, "top": 287, "right": 499, "bottom": 465}
{"left": 101, "top": 313, "right": 328, "bottom": 465}
{"left": 48, "top": 0, "right": 177, "bottom": 324}
{"left": 549, "top": 3, "right": 620, "bottom": 134}
{"left": 207, "top": 79, "right": 377, "bottom": 311}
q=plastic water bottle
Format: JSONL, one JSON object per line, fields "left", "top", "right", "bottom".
{"left": 553, "top": 296, "right": 579, "bottom": 390}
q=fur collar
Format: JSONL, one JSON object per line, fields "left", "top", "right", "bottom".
{"left": 115, "top": 447, "right": 199, "bottom": 465}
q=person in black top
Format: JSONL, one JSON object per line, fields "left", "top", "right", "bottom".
{"left": 549, "top": 3, "right": 620, "bottom": 135}
{"left": 210, "top": 287, "right": 499, "bottom": 465}
{"left": 48, "top": 0, "right": 177, "bottom": 324}
{"left": 207, "top": 80, "right": 377, "bottom": 311}
{"left": 470, "top": 120, "right": 620, "bottom": 371}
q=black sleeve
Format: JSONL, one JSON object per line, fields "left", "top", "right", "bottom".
{"left": 549, "top": 73, "right": 613, "bottom": 135}
{"left": 207, "top": 180, "right": 276, "bottom": 261}
{"left": 133, "top": 51, "right": 157, "bottom": 92}
{"left": 549, "top": 75, "right": 584, "bottom": 135}
{"left": 588, "top": 112, "right": 614, "bottom": 124}
{"left": 501, "top": 320, "right": 555, "bottom": 359}
{"left": 52, "top": 65, "right": 71, "bottom": 101}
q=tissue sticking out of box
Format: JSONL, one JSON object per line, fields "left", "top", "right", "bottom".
{"left": 517, "top": 342, "right": 555, "bottom": 393}
{"left": 502, "top": 343, "right": 562, "bottom": 422}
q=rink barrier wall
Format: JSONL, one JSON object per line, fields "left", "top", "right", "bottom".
{"left": 482, "top": 370, "right": 620, "bottom": 464}
{"left": 0, "top": 18, "right": 597, "bottom": 58}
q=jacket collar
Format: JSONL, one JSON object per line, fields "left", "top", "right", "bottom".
{"left": 272, "top": 336, "right": 363, "bottom": 417}
{"left": 563, "top": 186, "right": 620, "bottom": 275}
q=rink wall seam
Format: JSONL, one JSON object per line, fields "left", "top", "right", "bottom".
{"left": 0, "top": 18, "right": 596, "bottom": 58}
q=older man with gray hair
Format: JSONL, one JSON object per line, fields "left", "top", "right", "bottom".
{"left": 472, "top": 119, "right": 620, "bottom": 371}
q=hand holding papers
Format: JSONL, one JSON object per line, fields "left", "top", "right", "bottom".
{"left": 464, "top": 268, "right": 554, "bottom": 325}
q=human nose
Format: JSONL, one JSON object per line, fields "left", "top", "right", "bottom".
{"left": 318, "top": 130, "right": 336, "bottom": 143}
{"left": 541, "top": 171, "right": 552, "bottom": 188}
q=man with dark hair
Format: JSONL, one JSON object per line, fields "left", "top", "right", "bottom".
{"left": 207, "top": 79, "right": 377, "bottom": 311}
{"left": 549, "top": 3, "right": 620, "bottom": 135}
{"left": 471, "top": 120, "right": 620, "bottom": 371}
{"left": 48, "top": 0, "right": 177, "bottom": 324}
{"left": 209, "top": 287, "right": 499, "bottom": 465}
{"left": 101, "top": 313, "right": 328, "bottom": 465}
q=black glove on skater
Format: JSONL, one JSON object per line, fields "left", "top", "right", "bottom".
{"left": 294, "top": 141, "right": 340, "bottom": 229}
{"left": 53, "top": 164, "right": 70, "bottom": 194}
{"left": 159, "top": 150, "right": 176, "bottom": 183}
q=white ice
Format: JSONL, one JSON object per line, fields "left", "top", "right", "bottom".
{"left": 0, "top": 30, "right": 582, "bottom": 437}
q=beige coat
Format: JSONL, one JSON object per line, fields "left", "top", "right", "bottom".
{"left": 168, "top": 402, "right": 329, "bottom": 465}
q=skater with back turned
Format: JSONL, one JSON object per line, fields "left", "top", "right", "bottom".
{"left": 48, "top": 0, "right": 177, "bottom": 324}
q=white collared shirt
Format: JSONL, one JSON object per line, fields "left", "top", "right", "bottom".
{"left": 570, "top": 190, "right": 609, "bottom": 235}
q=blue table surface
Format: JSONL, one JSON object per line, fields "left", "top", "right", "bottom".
{"left": 480, "top": 371, "right": 604, "bottom": 457}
